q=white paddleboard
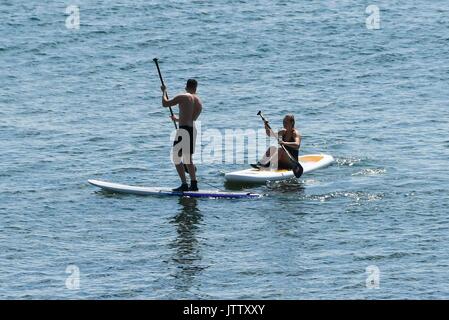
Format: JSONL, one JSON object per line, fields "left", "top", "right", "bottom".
{"left": 225, "top": 154, "right": 334, "bottom": 183}
{"left": 88, "top": 179, "right": 261, "bottom": 199}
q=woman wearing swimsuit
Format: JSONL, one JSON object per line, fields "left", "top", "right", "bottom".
{"left": 251, "top": 114, "right": 301, "bottom": 170}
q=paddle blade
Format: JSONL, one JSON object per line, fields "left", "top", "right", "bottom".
{"left": 293, "top": 164, "right": 303, "bottom": 178}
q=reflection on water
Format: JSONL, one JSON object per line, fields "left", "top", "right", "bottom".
{"left": 169, "top": 197, "right": 204, "bottom": 294}
{"left": 266, "top": 179, "right": 306, "bottom": 194}
{"left": 224, "top": 180, "right": 264, "bottom": 190}
{"left": 225, "top": 178, "right": 306, "bottom": 195}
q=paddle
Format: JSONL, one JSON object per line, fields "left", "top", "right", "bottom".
{"left": 153, "top": 58, "right": 177, "bottom": 130}
{"left": 257, "top": 111, "right": 303, "bottom": 178}
{"left": 153, "top": 58, "right": 196, "bottom": 174}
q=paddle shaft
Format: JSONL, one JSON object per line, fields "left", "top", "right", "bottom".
{"left": 153, "top": 58, "right": 177, "bottom": 130}
{"left": 257, "top": 112, "right": 302, "bottom": 167}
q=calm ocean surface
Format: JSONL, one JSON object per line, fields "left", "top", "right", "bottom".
{"left": 1, "top": 0, "right": 449, "bottom": 299}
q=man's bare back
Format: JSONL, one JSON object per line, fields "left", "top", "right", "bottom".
{"left": 161, "top": 90, "right": 202, "bottom": 127}
{"left": 177, "top": 93, "right": 202, "bottom": 127}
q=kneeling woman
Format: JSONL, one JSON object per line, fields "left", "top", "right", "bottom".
{"left": 251, "top": 114, "right": 301, "bottom": 170}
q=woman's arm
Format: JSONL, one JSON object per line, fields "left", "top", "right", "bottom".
{"left": 264, "top": 122, "right": 279, "bottom": 138}
{"left": 280, "top": 131, "right": 301, "bottom": 150}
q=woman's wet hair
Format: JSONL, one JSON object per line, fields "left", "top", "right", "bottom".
{"left": 284, "top": 114, "right": 295, "bottom": 127}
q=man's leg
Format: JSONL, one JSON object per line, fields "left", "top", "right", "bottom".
{"left": 172, "top": 142, "right": 189, "bottom": 191}
{"left": 184, "top": 154, "right": 198, "bottom": 191}
{"left": 185, "top": 126, "right": 198, "bottom": 191}
{"left": 175, "top": 163, "right": 187, "bottom": 183}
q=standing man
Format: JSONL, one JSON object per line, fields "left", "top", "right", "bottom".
{"left": 161, "top": 79, "right": 202, "bottom": 191}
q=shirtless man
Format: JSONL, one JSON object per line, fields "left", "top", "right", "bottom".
{"left": 161, "top": 79, "right": 202, "bottom": 192}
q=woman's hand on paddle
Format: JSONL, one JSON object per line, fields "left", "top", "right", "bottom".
{"left": 264, "top": 121, "right": 272, "bottom": 136}
{"left": 264, "top": 121, "right": 277, "bottom": 138}
{"left": 160, "top": 84, "right": 167, "bottom": 93}
{"left": 170, "top": 115, "right": 179, "bottom": 122}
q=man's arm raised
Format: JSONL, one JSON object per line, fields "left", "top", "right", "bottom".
{"left": 161, "top": 85, "right": 182, "bottom": 108}
{"left": 162, "top": 94, "right": 182, "bottom": 108}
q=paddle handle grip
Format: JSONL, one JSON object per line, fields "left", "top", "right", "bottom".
{"left": 257, "top": 111, "right": 278, "bottom": 142}
{"left": 153, "top": 58, "right": 177, "bottom": 130}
